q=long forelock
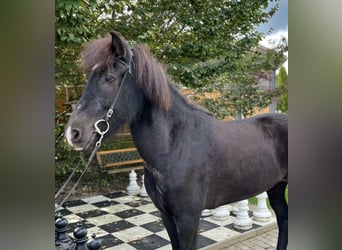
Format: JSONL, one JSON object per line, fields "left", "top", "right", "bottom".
{"left": 79, "top": 36, "right": 114, "bottom": 74}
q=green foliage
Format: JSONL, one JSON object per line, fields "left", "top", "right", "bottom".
{"left": 196, "top": 46, "right": 287, "bottom": 118}
{"left": 55, "top": 121, "right": 80, "bottom": 176}
{"left": 276, "top": 66, "right": 288, "bottom": 113}
{"left": 55, "top": 0, "right": 284, "bottom": 87}
{"left": 56, "top": 0, "right": 100, "bottom": 87}
{"left": 114, "top": 0, "right": 282, "bottom": 88}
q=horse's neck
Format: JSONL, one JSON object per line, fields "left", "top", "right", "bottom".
{"left": 130, "top": 88, "right": 195, "bottom": 163}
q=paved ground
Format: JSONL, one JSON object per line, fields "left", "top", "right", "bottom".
{"left": 219, "top": 228, "right": 278, "bottom": 250}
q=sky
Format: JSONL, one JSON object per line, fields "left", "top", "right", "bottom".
{"left": 258, "top": 0, "right": 288, "bottom": 73}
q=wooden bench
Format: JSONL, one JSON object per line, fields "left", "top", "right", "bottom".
{"left": 96, "top": 147, "right": 144, "bottom": 174}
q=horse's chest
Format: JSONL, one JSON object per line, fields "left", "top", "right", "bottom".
{"left": 143, "top": 167, "right": 168, "bottom": 213}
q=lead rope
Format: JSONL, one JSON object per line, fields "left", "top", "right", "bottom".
{"left": 55, "top": 145, "right": 98, "bottom": 211}
{"left": 55, "top": 57, "right": 132, "bottom": 211}
{"left": 55, "top": 117, "right": 112, "bottom": 211}
{"left": 54, "top": 159, "right": 81, "bottom": 200}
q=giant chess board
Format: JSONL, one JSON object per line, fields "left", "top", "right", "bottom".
{"left": 57, "top": 191, "right": 275, "bottom": 250}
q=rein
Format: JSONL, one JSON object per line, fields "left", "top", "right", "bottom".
{"left": 55, "top": 55, "right": 133, "bottom": 211}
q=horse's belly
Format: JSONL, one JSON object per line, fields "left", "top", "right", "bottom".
{"left": 205, "top": 160, "right": 284, "bottom": 208}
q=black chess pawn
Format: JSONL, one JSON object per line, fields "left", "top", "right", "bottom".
{"left": 73, "top": 225, "right": 88, "bottom": 250}
{"left": 55, "top": 213, "right": 72, "bottom": 245}
{"left": 87, "top": 233, "right": 101, "bottom": 250}
{"left": 55, "top": 211, "right": 61, "bottom": 242}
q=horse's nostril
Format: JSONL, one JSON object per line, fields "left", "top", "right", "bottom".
{"left": 71, "top": 128, "right": 81, "bottom": 141}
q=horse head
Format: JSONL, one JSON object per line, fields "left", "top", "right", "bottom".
{"left": 65, "top": 32, "right": 141, "bottom": 152}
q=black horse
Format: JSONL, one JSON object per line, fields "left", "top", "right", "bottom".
{"left": 65, "top": 32, "right": 288, "bottom": 250}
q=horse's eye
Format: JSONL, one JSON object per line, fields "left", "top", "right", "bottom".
{"left": 105, "top": 75, "right": 115, "bottom": 82}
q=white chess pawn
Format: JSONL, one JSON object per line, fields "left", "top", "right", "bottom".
{"left": 212, "top": 205, "right": 230, "bottom": 221}
{"left": 201, "top": 209, "right": 213, "bottom": 217}
{"left": 253, "top": 192, "right": 272, "bottom": 222}
{"left": 233, "top": 199, "right": 252, "bottom": 230}
{"left": 127, "top": 170, "right": 140, "bottom": 195}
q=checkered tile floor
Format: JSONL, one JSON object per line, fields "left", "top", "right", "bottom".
{"left": 57, "top": 191, "right": 275, "bottom": 250}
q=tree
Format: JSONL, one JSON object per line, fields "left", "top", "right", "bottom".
{"left": 276, "top": 66, "right": 288, "bottom": 113}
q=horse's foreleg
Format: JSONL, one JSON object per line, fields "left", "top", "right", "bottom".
{"left": 174, "top": 213, "right": 200, "bottom": 250}
{"left": 161, "top": 212, "right": 180, "bottom": 249}
{"left": 267, "top": 181, "right": 288, "bottom": 250}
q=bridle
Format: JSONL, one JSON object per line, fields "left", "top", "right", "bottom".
{"left": 94, "top": 58, "right": 133, "bottom": 147}
{"left": 55, "top": 53, "right": 133, "bottom": 211}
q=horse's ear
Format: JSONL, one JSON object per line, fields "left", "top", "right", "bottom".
{"left": 110, "top": 31, "right": 125, "bottom": 57}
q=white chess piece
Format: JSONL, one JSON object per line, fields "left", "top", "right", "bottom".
{"left": 212, "top": 205, "right": 230, "bottom": 221}
{"left": 201, "top": 209, "right": 213, "bottom": 217}
{"left": 139, "top": 174, "right": 148, "bottom": 197}
{"left": 233, "top": 199, "right": 252, "bottom": 230}
{"left": 253, "top": 192, "right": 272, "bottom": 222}
{"left": 127, "top": 170, "right": 140, "bottom": 195}
{"left": 231, "top": 203, "right": 239, "bottom": 215}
